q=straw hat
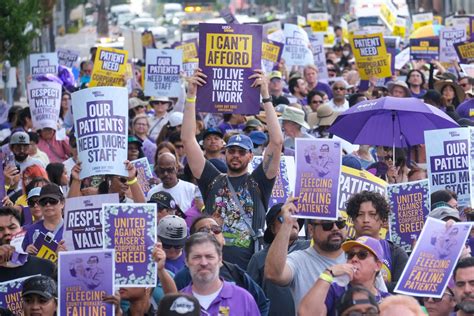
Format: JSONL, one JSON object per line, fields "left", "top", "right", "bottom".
{"left": 434, "top": 80, "right": 466, "bottom": 103}
{"left": 279, "top": 106, "right": 310, "bottom": 129}
{"left": 387, "top": 80, "right": 411, "bottom": 97}
{"left": 312, "top": 105, "right": 339, "bottom": 127}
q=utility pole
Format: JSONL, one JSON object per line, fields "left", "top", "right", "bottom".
{"left": 97, "top": 0, "right": 109, "bottom": 37}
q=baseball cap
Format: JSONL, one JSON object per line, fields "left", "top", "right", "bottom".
{"left": 128, "top": 135, "right": 143, "bottom": 147}
{"left": 39, "top": 183, "right": 64, "bottom": 202}
{"left": 149, "top": 191, "right": 178, "bottom": 210}
{"left": 22, "top": 275, "right": 57, "bottom": 300}
{"left": 226, "top": 134, "right": 253, "bottom": 151}
{"left": 128, "top": 97, "right": 147, "bottom": 110}
{"left": 337, "top": 285, "right": 379, "bottom": 316}
{"left": 168, "top": 112, "right": 184, "bottom": 127}
{"left": 342, "top": 236, "right": 384, "bottom": 262}
{"left": 245, "top": 118, "right": 263, "bottom": 129}
{"left": 202, "top": 127, "right": 223, "bottom": 140}
{"left": 263, "top": 203, "right": 304, "bottom": 244}
{"left": 157, "top": 215, "right": 188, "bottom": 246}
{"left": 429, "top": 206, "right": 461, "bottom": 222}
{"left": 269, "top": 71, "right": 282, "bottom": 80}
{"left": 10, "top": 132, "right": 30, "bottom": 145}
{"left": 157, "top": 294, "right": 200, "bottom": 316}
{"left": 27, "top": 187, "right": 42, "bottom": 200}
{"left": 342, "top": 155, "right": 362, "bottom": 170}
{"left": 249, "top": 131, "right": 268, "bottom": 146}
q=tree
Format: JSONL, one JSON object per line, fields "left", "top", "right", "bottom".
{"left": 0, "top": 0, "right": 44, "bottom": 66}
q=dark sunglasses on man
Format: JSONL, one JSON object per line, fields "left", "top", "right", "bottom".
{"left": 312, "top": 220, "right": 346, "bottom": 231}
{"left": 38, "top": 198, "right": 60, "bottom": 207}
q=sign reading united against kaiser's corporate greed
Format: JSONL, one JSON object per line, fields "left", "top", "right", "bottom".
{"left": 281, "top": 23, "right": 314, "bottom": 68}
{"left": 250, "top": 156, "right": 295, "bottom": 208}
{"left": 350, "top": 33, "right": 391, "bottom": 79}
{"left": 27, "top": 81, "right": 61, "bottom": 130}
{"left": 425, "top": 128, "right": 471, "bottom": 208}
{"left": 89, "top": 47, "right": 128, "bottom": 87}
{"left": 197, "top": 23, "right": 262, "bottom": 114}
{"left": 59, "top": 249, "right": 115, "bottom": 316}
{"left": 338, "top": 166, "right": 387, "bottom": 239}
{"left": 294, "top": 139, "right": 341, "bottom": 219}
{"left": 72, "top": 87, "right": 128, "bottom": 179}
{"left": 145, "top": 49, "right": 182, "bottom": 97}
{"left": 388, "top": 180, "right": 430, "bottom": 252}
{"left": 454, "top": 40, "right": 474, "bottom": 64}
{"left": 102, "top": 203, "right": 157, "bottom": 286}
{"left": 172, "top": 39, "right": 199, "bottom": 61}
{"left": 261, "top": 39, "right": 284, "bottom": 74}
{"left": 395, "top": 217, "right": 471, "bottom": 297}
{"left": 0, "top": 276, "right": 39, "bottom": 315}
{"left": 57, "top": 49, "right": 80, "bottom": 68}
{"left": 64, "top": 194, "right": 119, "bottom": 251}
{"left": 29, "top": 53, "right": 58, "bottom": 77}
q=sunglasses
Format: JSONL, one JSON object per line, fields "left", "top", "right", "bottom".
{"left": 27, "top": 199, "right": 40, "bottom": 208}
{"left": 384, "top": 155, "right": 393, "bottom": 161}
{"left": 227, "top": 147, "right": 248, "bottom": 156}
{"left": 38, "top": 198, "right": 60, "bottom": 207}
{"left": 346, "top": 250, "right": 370, "bottom": 260}
{"left": 116, "top": 177, "right": 128, "bottom": 184}
{"left": 162, "top": 244, "right": 183, "bottom": 250}
{"left": 312, "top": 220, "right": 346, "bottom": 231}
{"left": 312, "top": 100, "right": 323, "bottom": 104}
{"left": 197, "top": 225, "right": 222, "bottom": 235}
{"left": 157, "top": 167, "right": 176, "bottom": 174}
{"left": 422, "top": 292, "right": 453, "bottom": 303}
{"left": 333, "top": 87, "right": 346, "bottom": 91}
{"left": 346, "top": 310, "right": 379, "bottom": 316}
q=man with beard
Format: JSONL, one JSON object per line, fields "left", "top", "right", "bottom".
{"left": 453, "top": 257, "right": 474, "bottom": 316}
{"left": 180, "top": 233, "right": 260, "bottom": 315}
{"left": 9, "top": 132, "right": 45, "bottom": 171}
{"left": 265, "top": 199, "right": 347, "bottom": 310}
{"left": 182, "top": 69, "right": 283, "bottom": 269}
{"left": 288, "top": 76, "right": 309, "bottom": 106}
{"left": 346, "top": 191, "right": 408, "bottom": 292}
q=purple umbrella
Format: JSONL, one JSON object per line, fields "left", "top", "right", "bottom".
{"left": 328, "top": 97, "right": 459, "bottom": 148}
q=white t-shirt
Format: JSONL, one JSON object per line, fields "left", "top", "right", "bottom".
{"left": 327, "top": 99, "right": 349, "bottom": 112}
{"left": 192, "top": 284, "right": 223, "bottom": 310}
{"left": 147, "top": 180, "right": 201, "bottom": 212}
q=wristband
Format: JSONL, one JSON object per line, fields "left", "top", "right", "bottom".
{"left": 319, "top": 272, "right": 333, "bottom": 284}
{"left": 261, "top": 97, "right": 272, "bottom": 103}
{"left": 126, "top": 177, "right": 138, "bottom": 185}
{"left": 186, "top": 97, "right": 197, "bottom": 103}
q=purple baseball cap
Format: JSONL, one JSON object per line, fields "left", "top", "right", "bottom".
{"left": 342, "top": 236, "right": 384, "bottom": 262}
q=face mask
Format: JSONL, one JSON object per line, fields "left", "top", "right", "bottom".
{"left": 343, "top": 51, "right": 350, "bottom": 57}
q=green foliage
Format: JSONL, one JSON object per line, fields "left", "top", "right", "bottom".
{"left": 0, "top": 0, "right": 43, "bottom": 66}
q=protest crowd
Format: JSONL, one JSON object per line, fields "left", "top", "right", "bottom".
{"left": 2, "top": 3, "right": 474, "bottom": 316}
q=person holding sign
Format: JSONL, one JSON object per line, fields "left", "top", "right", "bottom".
{"left": 182, "top": 69, "right": 283, "bottom": 269}
{"left": 298, "top": 236, "right": 390, "bottom": 316}
{"left": 346, "top": 191, "right": 408, "bottom": 292}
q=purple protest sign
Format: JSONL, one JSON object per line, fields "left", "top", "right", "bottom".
{"left": 197, "top": 23, "right": 262, "bottom": 114}
{"left": 72, "top": 87, "right": 129, "bottom": 179}
{"left": 102, "top": 203, "right": 157, "bottom": 286}
{"left": 395, "top": 217, "right": 471, "bottom": 297}
{"left": 0, "top": 153, "right": 5, "bottom": 201}
{"left": 410, "top": 37, "right": 440, "bottom": 60}
{"left": 388, "top": 180, "right": 430, "bottom": 252}
{"left": 27, "top": 80, "right": 62, "bottom": 130}
{"left": 59, "top": 249, "right": 115, "bottom": 316}
{"left": 0, "top": 276, "right": 39, "bottom": 315}
{"left": 57, "top": 49, "right": 80, "bottom": 68}
{"left": 131, "top": 158, "right": 153, "bottom": 198}
{"left": 262, "top": 39, "right": 284, "bottom": 74}
{"left": 144, "top": 49, "right": 183, "bottom": 97}
{"left": 64, "top": 194, "right": 119, "bottom": 251}
{"left": 250, "top": 156, "right": 295, "bottom": 208}
{"left": 29, "top": 53, "right": 58, "bottom": 77}
{"left": 294, "top": 139, "right": 341, "bottom": 219}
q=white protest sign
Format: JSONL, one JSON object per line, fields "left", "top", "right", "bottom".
{"left": 29, "top": 53, "right": 59, "bottom": 77}
{"left": 439, "top": 27, "right": 467, "bottom": 63}
{"left": 27, "top": 81, "right": 61, "bottom": 130}
{"left": 281, "top": 23, "right": 313, "bottom": 67}
{"left": 144, "top": 49, "right": 183, "bottom": 97}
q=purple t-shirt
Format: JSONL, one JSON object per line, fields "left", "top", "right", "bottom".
{"left": 21, "top": 220, "right": 64, "bottom": 251}
{"left": 165, "top": 251, "right": 186, "bottom": 274}
{"left": 181, "top": 280, "right": 260, "bottom": 316}
{"left": 325, "top": 283, "right": 390, "bottom": 316}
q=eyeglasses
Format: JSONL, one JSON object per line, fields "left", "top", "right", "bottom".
{"left": 312, "top": 220, "right": 346, "bottom": 231}
{"left": 422, "top": 292, "right": 453, "bottom": 303}
{"left": 312, "top": 100, "right": 323, "bottom": 104}
{"left": 227, "top": 147, "right": 248, "bottom": 156}
{"left": 346, "top": 250, "right": 370, "bottom": 260}
{"left": 38, "top": 198, "right": 60, "bottom": 207}
{"left": 333, "top": 87, "right": 346, "bottom": 91}
{"left": 27, "top": 199, "right": 40, "bottom": 208}
{"left": 157, "top": 167, "right": 176, "bottom": 174}
{"left": 162, "top": 244, "right": 183, "bottom": 250}
{"left": 384, "top": 155, "right": 393, "bottom": 161}
{"left": 197, "top": 225, "right": 223, "bottom": 235}
{"left": 115, "top": 177, "right": 128, "bottom": 184}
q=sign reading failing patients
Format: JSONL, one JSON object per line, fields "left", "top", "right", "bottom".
{"left": 197, "top": 23, "right": 262, "bottom": 114}
{"left": 72, "top": 87, "right": 129, "bottom": 179}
